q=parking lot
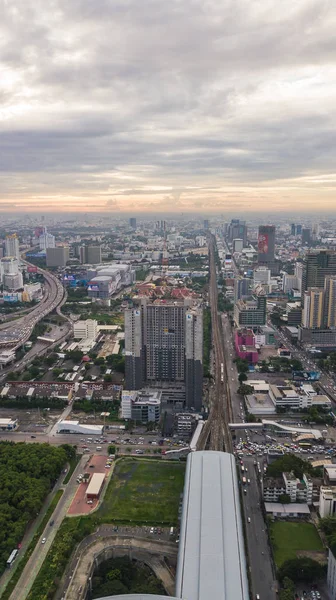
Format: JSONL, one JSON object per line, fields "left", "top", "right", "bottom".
{"left": 68, "top": 454, "right": 110, "bottom": 516}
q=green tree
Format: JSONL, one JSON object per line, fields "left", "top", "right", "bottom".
{"left": 278, "top": 493, "right": 291, "bottom": 504}
{"left": 238, "top": 372, "right": 247, "bottom": 383}
{"left": 278, "top": 557, "right": 325, "bottom": 583}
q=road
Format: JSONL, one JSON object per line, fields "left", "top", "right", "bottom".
{"left": 241, "top": 456, "right": 277, "bottom": 600}
{"left": 0, "top": 256, "right": 67, "bottom": 352}
{"left": 8, "top": 454, "right": 89, "bottom": 600}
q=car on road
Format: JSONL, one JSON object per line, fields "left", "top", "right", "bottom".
{"left": 150, "top": 527, "right": 154, "bottom": 534}
{"left": 41, "top": 538, "right": 46, "bottom": 544}
{"left": 31, "top": 435, "right": 36, "bottom": 438}
{"left": 247, "top": 517, "right": 251, "bottom": 523}
{"left": 50, "top": 520, "right": 54, "bottom": 526}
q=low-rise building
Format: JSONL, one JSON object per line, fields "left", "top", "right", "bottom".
{"left": 0, "top": 418, "right": 18, "bottom": 431}
{"left": 263, "top": 471, "right": 314, "bottom": 504}
{"left": 74, "top": 319, "right": 98, "bottom": 340}
{"left": 56, "top": 420, "right": 103, "bottom": 435}
{"left": 319, "top": 486, "right": 336, "bottom": 518}
{"left": 86, "top": 473, "right": 105, "bottom": 500}
{"left": 121, "top": 389, "right": 161, "bottom": 423}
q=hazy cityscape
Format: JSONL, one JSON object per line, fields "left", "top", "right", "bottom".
{"left": 1, "top": 2, "right": 336, "bottom": 600}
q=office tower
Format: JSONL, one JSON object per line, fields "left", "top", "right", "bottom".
{"left": 228, "top": 219, "right": 247, "bottom": 246}
{"left": 302, "top": 288, "right": 324, "bottom": 329}
{"left": 258, "top": 225, "right": 275, "bottom": 266}
{"left": 296, "top": 224, "right": 302, "bottom": 235}
{"left": 203, "top": 219, "right": 209, "bottom": 230}
{"left": 39, "top": 230, "right": 55, "bottom": 251}
{"left": 129, "top": 217, "right": 137, "bottom": 229}
{"left": 234, "top": 293, "right": 267, "bottom": 327}
{"left": 324, "top": 276, "right": 336, "bottom": 328}
{"left": 302, "top": 250, "right": 336, "bottom": 295}
{"left": 234, "top": 277, "right": 251, "bottom": 302}
{"left": 291, "top": 224, "right": 296, "bottom": 236}
{"left": 125, "top": 299, "right": 203, "bottom": 410}
{"left": 5, "top": 234, "right": 20, "bottom": 259}
{"left": 46, "top": 247, "right": 69, "bottom": 267}
{"left": 80, "top": 245, "right": 102, "bottom": 264}
{"left": 302, "top": 228, "right": 311, "bottom": 245}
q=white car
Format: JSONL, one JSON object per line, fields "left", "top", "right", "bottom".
{"left": 41, "top": 537, "right": 46, "bottom": 544}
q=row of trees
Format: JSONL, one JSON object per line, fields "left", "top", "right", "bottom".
{"left": 266, "top": 453, "right": 322, "bottom": 479}
{"left": 0, "top": 442, "right": 73, "bottom": 575}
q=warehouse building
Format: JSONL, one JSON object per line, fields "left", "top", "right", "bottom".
{"left": 86, "top": 473, "right": 105, "bottom": 500}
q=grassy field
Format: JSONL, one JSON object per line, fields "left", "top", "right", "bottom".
{"left": 270, "top": 521, "right": 324, "bottom": 567}
{"left": 97, "top": 458, "right": 185, "bottom": 525}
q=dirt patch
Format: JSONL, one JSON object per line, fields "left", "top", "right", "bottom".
{"left": 297, "top": 550, "right": 328, "bottom": 564}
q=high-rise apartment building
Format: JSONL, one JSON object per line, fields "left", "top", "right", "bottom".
{"left": 39, "top": 230, "right": 55, "bottom": 251}
{"left": 46, "top": 246, "right": 69, "bottom": 267}
{"left": 5, "top": 234, "right": 20, "bottom": 259}
{"left": 291, "top": 224, "right": 297, "bottom": 236}
{"left": 302, "top": 288, "right": 324, "bottom": 329}
{"left": 302, "top": 250, "right": 336, "bottom": 296}
{"left": 80, "top": 245, "right": 102, "bottom": 264}
{"left": 125, "top": 299, "right": 203, "bottom": 410}
{"left": 129, "top": 217, "right": 137, "bottom": 229}
{"left": 203, "top": 219, "right": 209, "bottom": 230}
{"left": 324, "top": 276, "right": 336, "bottom": 328}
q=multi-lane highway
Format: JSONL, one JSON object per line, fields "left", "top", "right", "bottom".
{"left": 0, "top": 258, "right": 67, "bottom": 351}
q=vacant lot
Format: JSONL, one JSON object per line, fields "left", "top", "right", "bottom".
{"left": 270, "top": 521, "right": 324, "bottom": 567}
{"left": 97, "top": 458, "right": 185, "bottom": 524}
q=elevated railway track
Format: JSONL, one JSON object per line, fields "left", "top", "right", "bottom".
{"left": 197, "top": 236, "right": 233, "bottom": 452}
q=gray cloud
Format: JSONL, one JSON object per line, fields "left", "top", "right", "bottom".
{"left": 0, "top": 0, "right": 336, "bottom": 210}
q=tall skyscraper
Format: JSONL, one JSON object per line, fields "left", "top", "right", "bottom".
{"left": 302, "top": 288, "right": 324, "bottom": 329}
{"left": 324, "top": 276, "right": 336, "bottom": 328}
{"left": 257, "top": 225, "right": 275, "bottom": 265}
{"left": 125, "top": 299, "right": 203, "bottom": 410}
{"left": 5, "top": 234, "right": 20, "bottom": 259}
{"left": 203, "top": 219, "right": 209, "bottom": 230}
{"left": 129, "top": 217, "right": 137, "bottom": 229}
{"left": 302, "top": 228, "right": 311, "bottom": 246}
{"left": 291, "top": 224, "right": 296, "bottom": 236}
{"left": 302, "top": 250, "right": 336, "bottom": 296}
{"left": 228, "top": 219, "right": 247, "bottom": 246}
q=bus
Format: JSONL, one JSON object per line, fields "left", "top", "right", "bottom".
{"left": 299, "top": 442, "right": 312, "bottom": 448}
{"left": 242, "top": 476, "right": 247, "bottom": 485}
{"left": 7, "top": 549, "right": 18, "bottom": 569}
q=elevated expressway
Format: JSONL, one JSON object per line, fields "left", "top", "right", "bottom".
{"left": 0, "top": 258, "right": 68, "bottom": 351}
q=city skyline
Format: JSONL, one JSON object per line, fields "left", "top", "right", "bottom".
{"left": 1, "top": 0, "right": 336, "bottom": 214}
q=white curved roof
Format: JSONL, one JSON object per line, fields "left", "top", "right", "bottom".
{"left": 175, "top": 451, "right": 249, "bottom": 600}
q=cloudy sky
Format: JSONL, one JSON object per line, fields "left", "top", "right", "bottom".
{"left": 1, "top": 0, "right": 336, "bottom": 214}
